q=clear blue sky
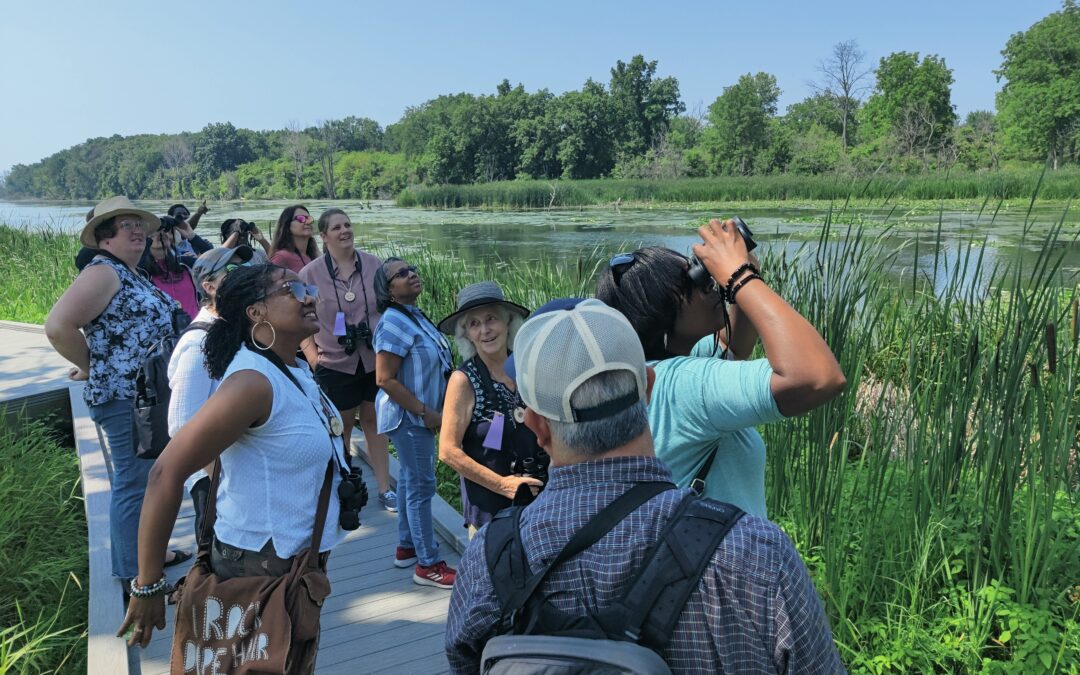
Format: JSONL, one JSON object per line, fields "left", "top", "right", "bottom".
{"left": 0, "top": 0, "right": 1064, "bottom": 174}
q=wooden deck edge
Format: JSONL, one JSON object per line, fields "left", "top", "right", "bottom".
{"left": 70, "top": 387, "right": 137, "bottom": 675}
{"left": 0, "top": 319, "right": 47, "bottom": 333}
{"left": 350, "top": 440, "right": 471, "bottom": 556}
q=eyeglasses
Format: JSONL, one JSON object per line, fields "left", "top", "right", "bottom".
{"left": 258, "top": 280, "right": 320, "bottom": 302}
{"left": 117, "top": 219, "right": 146, "bottom": 232}
{"left": 389, "top": 265, "right": 418, "bottom": 281}
{"left": 609, "top": 252, "right": 636, "bottom": 285}
{"left": 293, "top": 214, "right": 314, "bottom": 224}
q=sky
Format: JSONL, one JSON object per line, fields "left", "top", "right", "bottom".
{"left": 0, "top": 0, "right": 1065, "bottom": 174}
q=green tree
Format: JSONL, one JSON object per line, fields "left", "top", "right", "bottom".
{"left": 860, "top": 52, "right": 956, "bottom": 161}
{"left": 608, "top": 55, "right": 685, "bottom": 158}
{"left": 703, "top": 72, "right": 780, "bottom": 175}
{"left": 956, "top": 111, "right": 1001, "bottom": 170}
{"left": 786, "top": 94, "right": 847, "bottom": 139}
{"left": 193, "top": 122, "right": 253, "bottom": 182}
{"left": 996, "top": 0, "right": 1080, "bottom": 168}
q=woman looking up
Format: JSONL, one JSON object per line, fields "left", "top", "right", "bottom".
{"left": 270, "top": 204, "right": 320, "bottom": 273}
{"left": 46, "top": 196, "right": 190, "bottom": 587}
{"left": 118, "top": 265, "right": 351, "bottom": 672}
{"left": 299, "top": 208, "right": 396, "bottom": 512}
{"left": 373, "top": 258, "right": 457, "bottom": 589}
{"left": 596, "top": 219, "right": 846, "bottom": 518}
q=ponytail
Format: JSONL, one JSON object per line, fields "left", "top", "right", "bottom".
{"left": 203, "top": 264, "right": 281, "bottom": 379}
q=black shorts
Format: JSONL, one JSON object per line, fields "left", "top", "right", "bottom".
{"left": 315, "top": 361, "right": 378, "bottom": 411}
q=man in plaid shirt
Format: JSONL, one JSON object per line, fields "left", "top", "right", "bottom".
{"left": 445, "top": 299, "right": 845, "bottom": 674}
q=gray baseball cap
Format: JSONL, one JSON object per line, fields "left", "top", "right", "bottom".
{"left": 191, "top": 245, "right": 254, "bottom": 288}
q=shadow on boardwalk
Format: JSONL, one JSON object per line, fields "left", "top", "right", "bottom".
{"left": 138, "top": 458, "right": 460, "bottom": 675}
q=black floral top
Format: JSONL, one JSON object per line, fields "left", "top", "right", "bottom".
{"left": 82, "top": 255, "right": 175, "bottom": 407}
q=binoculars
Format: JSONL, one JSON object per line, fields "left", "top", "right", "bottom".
{"left": 687, "top": 216, "right": 757, "bottom": 288}
{"left": 337, "top": 467, "right": 369, "bottom": 531}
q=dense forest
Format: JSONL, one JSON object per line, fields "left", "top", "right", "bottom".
{"left": 3, "top": 1, "right": 1078, "bottom": 201}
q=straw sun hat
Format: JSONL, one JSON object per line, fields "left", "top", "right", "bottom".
{"left": 80, "top": 196, "right": 160, "bottom": 248}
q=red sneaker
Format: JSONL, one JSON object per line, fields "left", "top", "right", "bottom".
{"left": 394, "top": 546, "right": 418, "bottom": 568}
{"left": 413, "top": 561, "right": 456, "bottom": 589}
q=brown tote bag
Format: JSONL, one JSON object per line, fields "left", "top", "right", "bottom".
{"left": 170, "top": 460, "right": 335, "bottom": 674}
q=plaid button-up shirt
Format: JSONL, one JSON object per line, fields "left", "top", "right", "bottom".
{"left": 446, "top": 456, "right": 845, "bottom": 674}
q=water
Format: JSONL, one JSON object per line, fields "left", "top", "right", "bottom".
{"left": 2, "top": 199, "right": 1077, "bottom": 293}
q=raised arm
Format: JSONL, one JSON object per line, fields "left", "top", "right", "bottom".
{"left": 693, "top": 219, "right": 845, "bottom": 417}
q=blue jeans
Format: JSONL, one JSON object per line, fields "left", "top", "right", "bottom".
{"left": 90, "top": 398, "right": 153, "bottom": 580}
{"left": 388, "top": 422, "right": 440, "bottom": 566}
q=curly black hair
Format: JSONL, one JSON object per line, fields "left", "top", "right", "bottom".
{"left": 202, "top": 264, "right": 283, "bottom": 380}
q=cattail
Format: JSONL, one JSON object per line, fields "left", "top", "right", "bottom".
{"left": 1045, "top": 323, "right": 1056, "bottom": 375}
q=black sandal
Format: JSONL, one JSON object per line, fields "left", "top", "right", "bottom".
{"left": 163, "top": 549, "right": 192, "bottom": 568}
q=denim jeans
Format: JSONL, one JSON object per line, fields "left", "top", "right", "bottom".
{"left": 388, "top": 422, "right": 440, "bottom": 566}
{"left": 90, "top": 398, "right": 152, "bottom": 580}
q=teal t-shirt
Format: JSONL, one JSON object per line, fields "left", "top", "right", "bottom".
{"left": 648, "top": 337, "right": 783, "bottom": 518}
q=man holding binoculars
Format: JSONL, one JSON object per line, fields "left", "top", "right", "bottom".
{"left": 299, "top": 208, "right": 397, "bottom": 513}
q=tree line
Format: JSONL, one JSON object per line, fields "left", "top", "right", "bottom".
{"left": 3, "top": 1, "right": 1078, "bottom": 201}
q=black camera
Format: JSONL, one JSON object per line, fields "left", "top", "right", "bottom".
{"left": 338, "top": 321, "right": 373, "bottom": 356}
{"left": 687, "top": 216, "right": 757, "bottom": 287}
{"left": 337, "top": 467, "right": 369, "bottom": 531}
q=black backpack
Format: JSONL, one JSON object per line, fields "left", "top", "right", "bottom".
{"left": 133, "top": 320, "right": 211, "bottom": 459}
{"left": 482, "top": 482, "right": 744, "bottom": 674}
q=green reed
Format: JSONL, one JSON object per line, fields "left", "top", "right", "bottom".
{"left": 2, "top": 203, "right": 1078, "bottom": 671}
{"left": 397, "top": 169, "right": 1080, "bottom": 209}
{"left": 0, "top": 414, "right": 88, "bottom": 673}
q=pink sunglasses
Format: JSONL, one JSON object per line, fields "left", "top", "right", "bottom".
{"left": 293, "top": 214, "right": 314, "bottom": 224}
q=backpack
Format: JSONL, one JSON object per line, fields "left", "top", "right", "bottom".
{"left": 482, "top": 482, "right": 745, "bottom": 675}
{"left": 133, "top": 320, "right": 210, "bottom": 459}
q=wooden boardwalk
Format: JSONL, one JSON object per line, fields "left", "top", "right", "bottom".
{"left": 0, "top": 322, "right": 466, "bottom": 674}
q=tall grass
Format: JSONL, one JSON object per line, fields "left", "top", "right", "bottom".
{"left": 0, "top": 225, "right": 81, "bottom": 324}
{"left": 397, "top": 169, "right": 1080, "bottom": 208}
{"left": 0, "top": 414, "right": 88, "bottom": 673}
{"left": 2, "top": 203, "right": 1078, "bottom": 671}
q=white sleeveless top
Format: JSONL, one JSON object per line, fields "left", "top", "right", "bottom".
{"left": 214, "top": 346, "right": 348, "bottom": 557}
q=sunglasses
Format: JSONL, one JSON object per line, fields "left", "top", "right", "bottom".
{"left": 609, "top": 252, "right": 636, "bottom": 284}
{"left": 293, "top": 214, "right": 314, "bottom": 224}
{"left": 216, "top": 261, "right": 252, "bottom": 277}
{"left": 389, "top": 265, "right": 418, "bottom": 281}
{"left": 258, "top": 280, "right": 320, "bottom": 303}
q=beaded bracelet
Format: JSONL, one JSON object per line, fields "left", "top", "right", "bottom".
{"left": 723, "top": 262, "right": 760, "bottom": 291}
{"left": 129, "top": 574, "right": 169, "bottom": 599}
{"left": 728, "top": 274, "right": 764, "bottom": 304}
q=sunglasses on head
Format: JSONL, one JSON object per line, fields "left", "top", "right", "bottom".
{"left": 609, "top": 252, "right": 636, "bottom": 285}
{"left": 389, "top": 265, "right": 418, "bottom": 281}
{"left": 258, "top": 280, "right": 320, "bottom": 302}
{"left": 293, "top": 214, "right": 314, "bottom": 224}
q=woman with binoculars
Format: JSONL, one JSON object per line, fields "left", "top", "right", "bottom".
{"left": 596, "top": 218, "right": 846, "bottom": 518}
{"left": 118, "top": 264, "right": 356, "bottom": 671}
{"left": 299, "top": 208, "right": 396, "bottom": 513}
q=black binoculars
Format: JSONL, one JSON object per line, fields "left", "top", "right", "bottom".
{"left": 338, "top": 322, "right": 373, "bottom": 356}
{"left": 687, "top": 216, "right": 757, "bottom": 288}
{"left": 337, "top": 467, "right": 369, "bottom": 531}
{"left": 511, "top": 450, "right": 551, "bottom": 506}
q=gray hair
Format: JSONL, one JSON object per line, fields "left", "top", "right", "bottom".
{"left": 547, "top": 370, "right": 648, "bottom": 456}
{"left": 453, "top": 304, "right": 525, "bottom": 360}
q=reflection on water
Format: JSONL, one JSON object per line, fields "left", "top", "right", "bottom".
{"left": 2, "top": 199, "right": 1077, "bottom": 293}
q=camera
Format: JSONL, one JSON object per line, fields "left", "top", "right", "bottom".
{"left": 337, "top": 321, "right": 374, "bottom": 356}
{"left": 687, "top": 216, "right": 757, "bottom": 287}
{"left": 337, "top": 467, "right": 369, "bottom": 531}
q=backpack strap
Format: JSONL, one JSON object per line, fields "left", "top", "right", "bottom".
{"left": 602, "top": 496, "right": 744, "bottom": 649}
{"left": 486, "top": 481, "right": 674, "bottom": 631}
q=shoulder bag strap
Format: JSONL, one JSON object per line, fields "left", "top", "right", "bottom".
{"left": 503, "top": 481, "right": 674, "bottom": 615}
{"left": 198, "top": 459, "right": 222, "bottom": 554}
{"left": 689, "top": 446, "right": 720, "bottom": 496}
{"left": 304, "top": 460, "right": 336, "bottom": 570}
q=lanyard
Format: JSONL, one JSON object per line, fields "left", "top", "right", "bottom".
{"left": 324, "top": 251, "right": 371, "bottom": 327}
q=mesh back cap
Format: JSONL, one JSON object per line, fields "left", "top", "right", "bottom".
{"left": 514, "top": 299, "right": 647, "bottom": 423}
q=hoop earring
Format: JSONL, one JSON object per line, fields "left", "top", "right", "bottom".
{"left": 251, "top": 320, "right": 276, "bottom": 350}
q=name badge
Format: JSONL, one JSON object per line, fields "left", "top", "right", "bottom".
{"left": 333, "top": 311, "right": 346, "bottom": 336}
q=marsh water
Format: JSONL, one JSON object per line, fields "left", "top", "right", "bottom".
{"left": 3, "top": 199, "right": 1078, "bottom": 295}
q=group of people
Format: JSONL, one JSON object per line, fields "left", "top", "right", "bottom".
{"left": 47, "top": 195, "right": 848, "bottom": 673}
